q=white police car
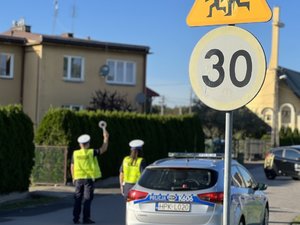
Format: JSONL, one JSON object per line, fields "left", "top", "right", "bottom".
{"left": 126, "top": 153, "right": 269, "bottom": 225}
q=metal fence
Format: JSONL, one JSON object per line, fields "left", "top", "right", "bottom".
{"left": 206, "top": 138, "right": 271, "bottom": 162}
{"left": 236, "top": 139, "right": 271, "bottom": 161}
{"left": 31, "top": 145, "right": 68, "bottom": 185}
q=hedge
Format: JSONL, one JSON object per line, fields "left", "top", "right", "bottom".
{"left": 0, "top": 105, "right": 34, "bottom": 194}
{"left": 279, "top": 127, "right": 300, "bottom": 146}
{"left": 35, "top": 108, "right": 205, "bottom": 181}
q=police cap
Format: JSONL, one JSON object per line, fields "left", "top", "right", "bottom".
{"left": 129, "top": 139, "right": 144, "bottom": 150}
{"left": 77, "top": 134, "right": 90, "bottom": 144}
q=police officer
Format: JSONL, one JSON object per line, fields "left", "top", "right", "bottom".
{"left": 119, "top": 139, "right": 146, "bottom": 200}
{"left": 71, "top": 131, "right": 109, "bottom": 224}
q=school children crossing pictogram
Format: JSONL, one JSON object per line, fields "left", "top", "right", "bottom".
{"left": 206, "top": 0, "right": 226, "bottom": 17}
{"left": 225, "top": 0, "right": 250, "bottom": 16}
{"left": 187, "top": 0, "right": 271, "bottom": 26}
{"left": 207, "top": 0, "right": 250, "bottom": 17}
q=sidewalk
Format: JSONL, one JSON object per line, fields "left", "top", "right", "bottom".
{"left": 0, "top": 176, "right": 120, "bottom": 205}
{"left": 243, "top": 159, "right": 264, "bottom": 169}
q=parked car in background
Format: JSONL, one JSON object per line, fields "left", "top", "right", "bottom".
{"left": 264, "top": 146, "right": 300, "bottom": 180}
{"left": 126, "top": 153, "right": 269, "bottom": 225}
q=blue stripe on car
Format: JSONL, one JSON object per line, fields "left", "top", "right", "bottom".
{"left": 133, "top": 193, "right": 215, "bottom": 207}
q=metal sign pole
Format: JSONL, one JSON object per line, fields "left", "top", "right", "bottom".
{"left": 223, "top": 111, "right": 233, "bottom": 225}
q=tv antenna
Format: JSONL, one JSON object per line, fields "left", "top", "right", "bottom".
{"left": 52, "top": 0, "right": 58, "bottom": 34}
{"left": 71, "top": 0, "right": 77, "bottom": 33}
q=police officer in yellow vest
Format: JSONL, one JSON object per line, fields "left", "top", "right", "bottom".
{"left": 119, "top": 139, "right": 146, "bottom": 200}
{"left": 71, "top": 131, "right": 109, "bottom": 224}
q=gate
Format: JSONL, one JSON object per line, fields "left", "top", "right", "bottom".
{"left": 31, "top": 145, "right": 68, "bottom": 185}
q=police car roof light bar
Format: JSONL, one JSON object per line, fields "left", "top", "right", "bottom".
{"left": 168, "top": 152, "right": 225, "bottom": 159}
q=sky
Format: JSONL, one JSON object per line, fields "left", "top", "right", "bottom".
{"left": 1, "top": 0, "right": 299, "bottom": 107}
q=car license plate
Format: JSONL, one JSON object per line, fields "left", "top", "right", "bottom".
{"left": 155, "top": 202, "right": 191, "bottom": 212}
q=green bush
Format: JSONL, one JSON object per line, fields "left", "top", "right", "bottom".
{"left": 279, "top": 127, "right": 300, "bottom": 146}
{"left": 35, "top": 109, "right": 205, "bottom": 180}
{"left": 0, "top": 105, "right": 34, "bottom": 194}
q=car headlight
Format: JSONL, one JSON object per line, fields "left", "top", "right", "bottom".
{"left": 294, "top": 164, "right": 300, "bottom": 172}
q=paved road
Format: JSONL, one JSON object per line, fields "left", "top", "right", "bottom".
{"left": 0, "top": 192, "right": 125, "bottom": 225}
{"left": 246, "top": 162, "right": 300, "bottom": 225}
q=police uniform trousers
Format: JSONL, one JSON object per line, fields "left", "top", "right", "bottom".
{"left": 123, "top": 183, "right": 135, "bottom": 201}
{"left": 73, "top": 179, "right": 94, "bottom": 222}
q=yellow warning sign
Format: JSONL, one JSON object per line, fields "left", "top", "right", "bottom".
{"left": 187, "top": 0, "right": 272, "bottom": 26}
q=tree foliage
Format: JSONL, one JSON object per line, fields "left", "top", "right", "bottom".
{"left": 89, "top": 89, "right": 133, "bottom": 112}
{"left": 192, "top": 99, "right": 271, "bottom": 139}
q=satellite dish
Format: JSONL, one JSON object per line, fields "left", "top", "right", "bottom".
{"left": 135, "top": 93, "right": 146, "bottom": 104}
{"left": 99, "top": 64, "right": 110, "bottom": 77}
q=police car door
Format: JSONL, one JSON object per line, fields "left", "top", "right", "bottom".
{"left": 237, "top": 165, "right": 264, "bottom": 224}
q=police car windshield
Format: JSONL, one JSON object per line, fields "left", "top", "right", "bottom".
{"left": 138, "top": 168, "right": 218, "bottom": 191}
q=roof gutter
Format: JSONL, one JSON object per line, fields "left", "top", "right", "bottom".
{"left": 39, "top": 36, "right": 150, "bottom": 54}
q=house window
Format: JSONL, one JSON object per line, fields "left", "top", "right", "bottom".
{"left": 264, "top": 114, "right": 272, "bottom": 121}
{"left": 0, "top": 53, "right": 14, "bottom": 78}
{"left": 106, "top": 59, "right": 136, "bottom": 85}
{"left": 262, "top": 108, "right": 273, "bottom": 125}
{"left": 281, "top": 106, "right": 291, "bottom": 124}
{"left": 62, "top": 104, "right": 84, "bottom": 111}
{"left": 63, "top": 56, "right": 84, "bottom": 81}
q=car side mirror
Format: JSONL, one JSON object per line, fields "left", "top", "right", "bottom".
{"left": 254, "top": 183, "right": 268, "bottom": 191}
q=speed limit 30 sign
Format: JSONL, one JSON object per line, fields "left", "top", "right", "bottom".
{"left": 189, "top": 26, "right": 266, "bottom": 111}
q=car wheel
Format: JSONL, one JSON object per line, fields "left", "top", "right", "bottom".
{"left": 292, "top": 177, "right": 300, "bottom": 180}
{"left": 262, "top": 207, "right": 269, "bottom": 225}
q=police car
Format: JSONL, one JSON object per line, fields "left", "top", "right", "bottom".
{"left": 126, "top": 153, "right": 269, "bottom": 225}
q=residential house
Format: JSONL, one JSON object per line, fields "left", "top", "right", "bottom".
{"left": 0, "top": 19, "right": 151, "bottom": 127}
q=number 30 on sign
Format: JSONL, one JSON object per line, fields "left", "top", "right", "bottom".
{"left": 189, "top": 26, "right": 266, "bottom": 111}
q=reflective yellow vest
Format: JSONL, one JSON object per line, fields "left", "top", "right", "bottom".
{"left": 73, "top": 149, "right": 102, "bottom": 180}
{"left": 123, "top": 156, "right": 143, "bottom": 184}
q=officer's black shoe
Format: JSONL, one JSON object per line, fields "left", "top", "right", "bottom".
{"left": 73, "top": 219, "right": 80, "bottom": 224}
{"left": 83, "top": 219, "right": 95, "bottom": 224}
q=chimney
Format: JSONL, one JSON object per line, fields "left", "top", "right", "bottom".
{"left": 11, "top": 18, "right": 31, "bottom": 32}
{"left": 61, "top": 33, "right": 74, "bottom": 38}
